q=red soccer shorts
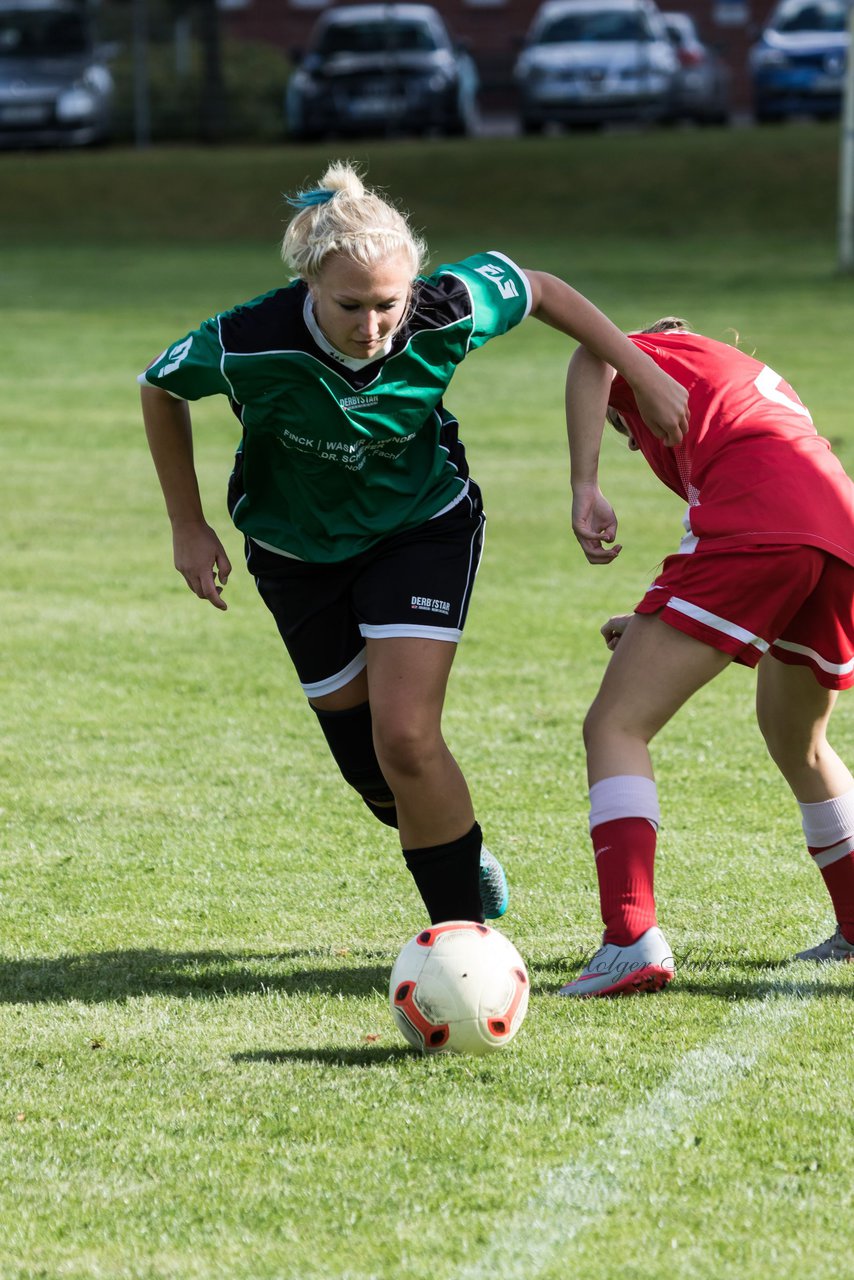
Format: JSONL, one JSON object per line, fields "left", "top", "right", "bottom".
{"left": 635, "top": 542, "right": 854, "bottom": 690}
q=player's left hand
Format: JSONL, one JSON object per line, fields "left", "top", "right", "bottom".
{"left": 601, "top": 614, "right": 633, "bottom": 650}
{"left": 571, "top": 487, "right": 622, "bottom": 563}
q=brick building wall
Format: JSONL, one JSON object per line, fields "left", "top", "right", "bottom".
{"left": 222, "top": 0, "right": 779, "bottom": 113}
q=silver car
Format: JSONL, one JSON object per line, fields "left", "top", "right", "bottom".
{"left": 0, "top": 0, "right": 113, "bottom": 147}
{"left": 663, "top": 10, "right": 731, "bottom": 124}
{"left": 514, "top": 0, "right": 679, "bottom": 133}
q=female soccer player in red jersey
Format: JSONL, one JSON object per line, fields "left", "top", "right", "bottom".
{"left": 140, "top": 163, "right": 688, "bottom": 931}
{"left": 562, "top": 318, "right": 854, "bottom": 996}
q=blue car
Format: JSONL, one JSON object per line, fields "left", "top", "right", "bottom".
{"left": 749, "top": 0, "right": 849, "bottom": 122}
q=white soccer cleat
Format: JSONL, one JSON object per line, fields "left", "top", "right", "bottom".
{"left": 559, "top": 926, "right": 675, "bottom": 997}
{"left": 793, "top": 927, "right": 854, "bottom": 963}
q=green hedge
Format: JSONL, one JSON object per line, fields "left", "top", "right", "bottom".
{"left": 109, "top": 37, "right": 291, "bottom": 142}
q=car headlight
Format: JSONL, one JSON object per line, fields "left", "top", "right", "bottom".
{"left": 426, "top": 71, "right": 453, "bottom": 91}
{"left": 291, "top": 70, "right": 322, "bottom": 97}
{"left": 649, "top": 47, "right": 676, "bottom": 71}
{"left": 82, "top": 65, "right": 113, "bottom": 95}
{"left": 56, "top": 86, "right": 99, "bottom": 121}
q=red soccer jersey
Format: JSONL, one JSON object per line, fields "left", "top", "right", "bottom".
{"left": 608, "top": 331, "right": 854, "bottom": 565}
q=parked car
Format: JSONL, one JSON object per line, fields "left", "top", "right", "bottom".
{"left": 513, "top": 0, "right": 680, "bottom": 133}
{"left": 286, "top": 3, "right": 479, "bottom": 140}
{"left": 662, "top": 11, "right": 730, "bottom": 123}
{"left": 0, "top": 0, "right": 113, "bottom": 147}
{"left": 749, "top": 0, "right": 848, "bottom": 122}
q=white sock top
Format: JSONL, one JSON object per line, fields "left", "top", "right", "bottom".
{"left": 589, "top": 775, "right": 660, "bottom": 833}
{"left": 799, "top": 788, "right": 854, "bottom": 846}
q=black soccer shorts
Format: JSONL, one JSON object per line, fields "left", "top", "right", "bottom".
{"left": 245, "top": 482, "right": 486, "bottom": 699}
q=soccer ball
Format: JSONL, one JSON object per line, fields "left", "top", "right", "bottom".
{"left": 389, "top": 921, "right": 529, "bottom": 1055}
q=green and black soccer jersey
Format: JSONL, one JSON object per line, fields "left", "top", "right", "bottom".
{"left": 139, "top": 251, "right": 532, "bottom": 563}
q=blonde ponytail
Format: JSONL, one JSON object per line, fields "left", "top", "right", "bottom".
{"left": 281, "top": 161, "right": 427, "bottom": 281}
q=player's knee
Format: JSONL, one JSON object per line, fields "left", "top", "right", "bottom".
{"left": 373, "top": 719, "right": 440, "bottom": 782}
{"left": 757, "top": 702, "right": 798, "bottom": 758}
{"left": 762, "top": 722, "right": 826, "bottom": 773}
{"left": 583, "top": 698, "right": 656, "bottom": 752}
{"left": 583, "top": 701, "right": 617, "bottom": 751}
{"left": 757, "top": 716, "right": 784, "bottom": 763}
{"left": 582, "top": 707, "right": 598, "bottom": 751}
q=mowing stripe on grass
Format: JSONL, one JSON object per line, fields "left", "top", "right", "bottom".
{"left": 454, "top": 993, "right": 809, "bottom": 1280}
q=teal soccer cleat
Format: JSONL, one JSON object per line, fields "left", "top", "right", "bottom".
{"left": 479, "top": 846, "right": 509, "bottom": 919}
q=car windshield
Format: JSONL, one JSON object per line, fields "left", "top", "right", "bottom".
{"left": 0, "top": 7, "right": 88, "bottom": 55}
{"left": 315, "top": 20, "right": 441, "bottom": 55}
{"left": 536, "top": 10, "right": 655, "bottom": 42}
{"left": 771, "top": 0, "right": 846, "bottom": 33}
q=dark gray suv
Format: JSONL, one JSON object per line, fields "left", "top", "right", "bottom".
{"left": 0, "top": 0, "right": 113, "bottom": 147}
{"left": 286, "top": 3, "right": 479, "bottom": 141}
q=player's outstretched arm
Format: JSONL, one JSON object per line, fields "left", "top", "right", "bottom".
{"left": 524, "top": 270, "right": 689, "bottom": 447}
{"left": 566, "top": 347, "right": 622, "bottom": 564}
{"left": 141, "top": 383, "right": 232, "bottom": 611}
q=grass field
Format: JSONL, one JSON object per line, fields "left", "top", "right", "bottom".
{"left": 2, "top": 125, "right": 853, "bottom": 1279}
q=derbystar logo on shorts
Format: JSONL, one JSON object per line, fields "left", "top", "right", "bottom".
{"left": 411, "top": 595, "right": 451, "bottom": 615}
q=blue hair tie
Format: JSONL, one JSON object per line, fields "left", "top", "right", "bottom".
{"left": 286, "top": 187, "right": 336, "bottom": 210}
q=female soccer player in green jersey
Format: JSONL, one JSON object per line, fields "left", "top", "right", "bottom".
{"left": 140, "top": 161, "right": 688, "bottom": 928}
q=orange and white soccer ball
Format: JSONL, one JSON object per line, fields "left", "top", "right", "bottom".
{"left": 389, "top": 921, "right": 529, "bottom": 1055}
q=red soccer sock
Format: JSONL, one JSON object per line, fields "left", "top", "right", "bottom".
{"left": 808, "top": 840, "right": 854, "bottom": 944}
{"left": 592, "top": 817, "right": 658, "bottom": 946}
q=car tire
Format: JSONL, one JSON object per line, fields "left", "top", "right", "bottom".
{"left": 445, "top": 100, "right": 478, "bottom": 137}
{"left": 698, "top": 109, "right": 730, "bottom": 126}
{"left": 289, "top": 125, "right": 324, "bottom": 142}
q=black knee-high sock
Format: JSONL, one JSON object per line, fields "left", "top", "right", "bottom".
{"left": 311, "top": 702, "right": 399, "bottom": 828}
{"left": 402, "top": 822, "right": 483, "bottom": 924}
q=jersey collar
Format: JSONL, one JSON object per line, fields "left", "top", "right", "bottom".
{"left": 303, "top": 295, "right": 393, "bottom": 371}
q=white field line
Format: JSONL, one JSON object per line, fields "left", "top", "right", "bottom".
{"left": 452, "top": 993, "right": 810, "bottom": 1280}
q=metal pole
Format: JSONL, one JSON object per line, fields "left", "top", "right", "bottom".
{"left": 131, "top": 0, "right": 151, "bottom": 148}
{"left": 838, "top": 0, "right": 854, "bottom": 271}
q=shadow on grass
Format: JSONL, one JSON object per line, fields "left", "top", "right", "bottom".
{"left": 2, "top": 948, "right": 850, "bottom": 1006}
{"left": 534, "top": 952, "right": 854, "bottom": 1001}
{"left": 673, "top": 972, "right": 854, "bottom": 999}
{"left": 0, "top": 948, "right": 390, "bottom": 1004}
{"left": 233, "top": 1046, "right": 415, "bottom": 1067}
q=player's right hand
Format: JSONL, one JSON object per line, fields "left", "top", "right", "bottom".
{"left": 571, "top": 487, "right": 622, "bottom": 564}
{"left": 172, "top": 522, "right": 233, "bottom": 611}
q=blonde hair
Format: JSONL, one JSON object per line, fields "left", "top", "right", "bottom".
{"left": 639, "top": 316, "right": 692, "bottom": 334}
{"left": 281, "top": 161, "right": 428, "bottom": 282}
